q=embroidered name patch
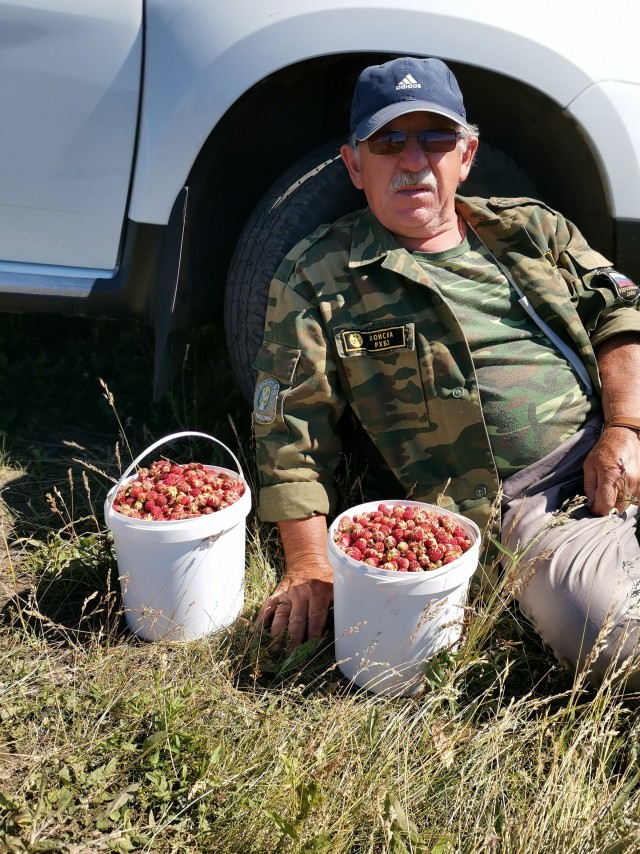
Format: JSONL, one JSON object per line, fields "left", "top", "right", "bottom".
{"left": 253, "top": 378, "right": 279, "bottom": 424}
{"left": 602, "top": 270, "right": 640, "bottom": 303}
{"left": 340, "top": 325, "right": 408, "bottom": 355}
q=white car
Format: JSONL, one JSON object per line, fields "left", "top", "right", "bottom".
{"left": 1, "top": 0, "right": 638, "bottom": 400}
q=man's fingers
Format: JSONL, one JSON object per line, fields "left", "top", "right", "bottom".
{"left": 268, "top": 598, "right": 291, "bottom": 633}
{"left": 257, "top": 594, "right": 279, "bottom": 627}
{"left": 285, "top": 611, "right": 307, "bottom": 650}
{"left": 597, "top": 479, "right": 620, "bottom": 512}
{"left": 258, "top": 576, "right": 334, "bottom": 651}
{"left": 306, "top": 585, "right": 332, "bottom": 639}
{"left": 306, "top": 605, "right": 329, "bottom": 640}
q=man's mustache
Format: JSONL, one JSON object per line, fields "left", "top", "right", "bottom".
{"left": 389, "top": 169, "right": 438, "bottom": 192}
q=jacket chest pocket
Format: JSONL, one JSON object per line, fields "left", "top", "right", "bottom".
{"left": 334, "top": 321, "right": 430, "bottom": 434}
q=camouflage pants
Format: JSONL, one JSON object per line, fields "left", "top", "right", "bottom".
{"left": 501, "top": 416, "right": 640, "bottom": 689}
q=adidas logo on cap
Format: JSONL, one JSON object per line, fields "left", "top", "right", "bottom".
{"left": 396, "top": 74, "right": 421, "bottom": 90}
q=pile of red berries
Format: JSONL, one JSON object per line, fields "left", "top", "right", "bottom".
{"left": 333, "top": 503, "right": 472, "bottom": 572}
{"left": 112, "top": 460, "right": 245, "bottom": 521}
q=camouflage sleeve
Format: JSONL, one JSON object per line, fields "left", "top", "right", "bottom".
{"left": 589, "top": 306, "right": 640, "bottom": 347}
{"left": 253, "top": 266, "right": 347, "bottom": 523}
{"left": 551, "top": 209, "right": 640, "bottom": 338}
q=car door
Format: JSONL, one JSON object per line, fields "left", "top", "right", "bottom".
{"left": 0, "top": 0, "right": 142, "bottom": 287}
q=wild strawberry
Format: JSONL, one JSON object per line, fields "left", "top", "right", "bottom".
{"left": 333, "top": 504, "right": 472, "bottom": 573}
{"left": 112, "top": 459, "right": 245, "bottom": 520}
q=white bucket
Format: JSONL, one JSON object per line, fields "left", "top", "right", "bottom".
{"left": 328, "top": 500, "right": 480, "bottom": 697}
{"left": 104, "top": 431, "right": 251, "bottom": 642}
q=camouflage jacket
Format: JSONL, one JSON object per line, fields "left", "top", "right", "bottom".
{"left": 253, "top": 196, "right": 640, "bottom": 532}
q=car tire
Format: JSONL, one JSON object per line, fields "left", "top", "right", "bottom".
{"left": 224, "top": 139, "right": 540, "bottom": 403}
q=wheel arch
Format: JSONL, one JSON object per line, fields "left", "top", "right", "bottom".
{"left": 175, "top": 52, "right": 613, "bottom": 333}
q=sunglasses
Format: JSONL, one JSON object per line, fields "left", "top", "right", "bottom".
{"left": 366, "top": 128, "right": 462, "bottom": 156}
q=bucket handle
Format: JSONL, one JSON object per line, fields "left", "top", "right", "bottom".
{"left": 106, "top": 431, "right": 245, "bottom": 514}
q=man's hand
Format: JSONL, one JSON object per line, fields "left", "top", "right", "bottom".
{"left": 589, "top": 333, "right": 640, "bottom": 515}
{"left": 584, "top": 427, "right": 640, "bottom": 515}
{"left": 257, "top": 515, "right": 333, "bottom": 651}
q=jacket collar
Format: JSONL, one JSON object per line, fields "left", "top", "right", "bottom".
{"left": 348, "top": 195, "right": 505, "bottom": 269}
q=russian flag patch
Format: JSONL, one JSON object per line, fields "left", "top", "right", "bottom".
{"left": 601, "top": 270, "right": 640, "bottom": 303}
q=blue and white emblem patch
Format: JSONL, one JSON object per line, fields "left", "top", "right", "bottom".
{"left": 253, "top": 378, "right": 280, "bottom": 424}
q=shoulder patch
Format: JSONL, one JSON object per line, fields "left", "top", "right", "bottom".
{"left": 599, "top": 270, "right": 640, "bottom": 304}
{"left": 253, "top": 378, "right": 279, "bottom": 424}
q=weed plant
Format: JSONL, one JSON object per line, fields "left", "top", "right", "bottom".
{"left": 0, "top": 315, "right": 639, "bottom": 853}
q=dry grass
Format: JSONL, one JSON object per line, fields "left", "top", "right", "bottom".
{"left": 1, "top": 315, "right": 639, "bottom": 853}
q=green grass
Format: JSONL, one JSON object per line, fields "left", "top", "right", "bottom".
{"left": 1, "top": 314, "right": 640, "bottom": 853}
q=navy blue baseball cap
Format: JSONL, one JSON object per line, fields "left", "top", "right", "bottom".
{"left": 350, "top": 56, "right": 470, "bottom": 141}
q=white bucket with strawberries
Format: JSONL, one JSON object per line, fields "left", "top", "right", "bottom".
{"left": 104, "top": 431, "right": 251, "bottom": 642}
{"left": 328, "top": 500, "right": 480, "bottom": 697}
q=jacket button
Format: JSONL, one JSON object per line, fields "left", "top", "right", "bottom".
{"left": 431, "top": 294, "right": 441, "bottom": 306}
{"left": 452, "top": 387, "right": 464, "bottom": 398}
{"left": 474, "top": 485, "right": 487, "bottom": 498}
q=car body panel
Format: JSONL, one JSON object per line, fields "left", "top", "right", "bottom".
{"left": 0, "top": 0, "right": 637, "bottom": 321}
{"left": 128, "top": 0, "right": 640, "bottom": 224}
{"left": 0, "top": 0, "right": 142, "bottom": 271}
{"left": 568, "top": 81, "right": 640, "bottom": 219}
